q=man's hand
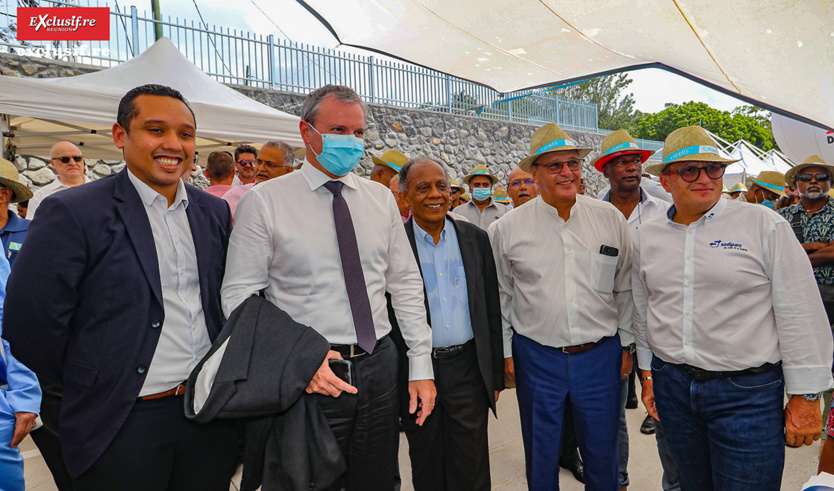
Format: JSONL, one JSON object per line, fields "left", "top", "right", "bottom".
{"left": 408, "top": 379, "right": 437, "bottom": 426}
{"left": 785, "top": 395, "right": 822, "bottom": 447}
{"left": 305, "top": 350, "right": 358, "bottom": 397}
{"left": 803, "top": 242, "right": 828, "bottom": 254}
{"left": 11, "top": 412, "right": 37, "bottom": 448}
{"left": 621, "top": 350, "right": 633, "bottom": 379}
{"left": 504, "top": 357, "right": 515, "bottom": 386}
{"left": 640, "top": 369, "right": 659, "bottom": 421}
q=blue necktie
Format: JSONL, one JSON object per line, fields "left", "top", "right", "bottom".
{"left": 324, "top": 181, "right": 377, "bottom": 353}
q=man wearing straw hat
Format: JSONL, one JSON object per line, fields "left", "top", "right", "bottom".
{"left": 634, "top": 126, "right": 833, "bottom": 489}
{"left": 449, "top": 179, "right": 465, "bottom": 208}
{"left": 778, "top": 155, "right": 834, "bottom": 325}
{"left": 489, "top": 122, "right": 634, "bottom": 490}
{"left": 370, "top": 149, "right": 408, "bottom": 186}
{"left": 736, "top": 170, "right": 786, "bottom": 207}
{"left": 592, "top": 129, "right": 677, "bottom": 491}
{"left": 0, "top": 158, "right": 33, "bottom": 268}
{"left": 728, "top": 182, "right": 746, "bottom": 199}
{"left": 454, "top": 163, "right": 506, "bottom": 230}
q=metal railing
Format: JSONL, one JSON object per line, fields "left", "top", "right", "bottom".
{"left": 0, "top": 0, "right": 606, "bottom": 132}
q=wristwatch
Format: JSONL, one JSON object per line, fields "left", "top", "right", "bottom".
{"left": 623, "top": 343, "right": 636, "bottom": 354}
{"left": 802, "top": 393, "right": 823, "bottom": 402}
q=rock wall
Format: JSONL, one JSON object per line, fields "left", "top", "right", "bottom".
{"left": 1, "top": 52, "right": 610, "bottom": 195}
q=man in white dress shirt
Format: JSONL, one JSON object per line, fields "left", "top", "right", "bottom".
{"left": 221, "top": 84, "right": 436, "bottom": 490}
{"left": 489, "top": 122, "right": 634, "bottom": 490}
{"left": 27, "top": 141, "right": 89, "bottom": 219}
{"left": 634, "top": 125, "right": 833, "bottom": 490}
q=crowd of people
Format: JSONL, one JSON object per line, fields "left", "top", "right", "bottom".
{"left": 0, "top": 82, "right": 832, "bottom": 491}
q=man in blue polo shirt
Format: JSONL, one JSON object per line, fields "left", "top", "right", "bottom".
{"left": 0, "top": 159, "right": 33, "bottom": 269}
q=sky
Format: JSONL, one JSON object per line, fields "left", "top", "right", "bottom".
{"left": 153, "top": 0, "right": 746, "bottom": 114}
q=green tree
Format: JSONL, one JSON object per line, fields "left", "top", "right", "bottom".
{"left": 633, "top": 101, "right": 776, "bottom": 150}
{"left": 552, "top": 74, "right": 644, "bottom": 132}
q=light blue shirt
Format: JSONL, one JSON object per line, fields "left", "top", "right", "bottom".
{"left": 413, "top": 218, "right": 474, "bottom": 348}
{"left": 0, "top": 251, "right": 41, "bottom": 415}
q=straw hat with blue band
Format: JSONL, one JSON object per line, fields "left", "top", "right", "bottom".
{"left": 371, "top": 149, "right": 409, "bottom": 172}
{"left": 591, "top": 129, "right": 655, "bottom": 172}
{"left": 449, "top": 178, "right": 463, "bottom": 191}
{"left": 784, "top": 155, "right": 834, "bottom": 187}
{"left": 644, "top": 126, "right": 739, "bottom": 176}
{"left": 0, "top": 158, "right": 33, "bottom": 203}
{"left": 519, "top": 123, "right": 592, "bottom": 173}
{"left": 729, "top": 183, "right": 747, "bottom": 193}
{"left": 494, "top": 188, "right": 510, "bottom": 203}
{"left": 463, "top": 163, "right": 499, "bottom": 185}
{"left": 750, "top": 170, "right": 787, "bottom": 197}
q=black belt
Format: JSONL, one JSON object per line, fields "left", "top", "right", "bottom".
{"left": 677, "top": 362, "right": 779, "bottom": 382}
{"left": 331, "top": 335, "right": 387, "bottom": 359}
{"left": 432, "top": 339, "right": 475, "bottom": 359}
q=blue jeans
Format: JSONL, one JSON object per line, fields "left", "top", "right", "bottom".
{"left": 652, "top": 357, "right": 785, "bottom": 491}
{"left": 654, "top": 418, "right": 681, "bottom": 491}
{"left": 514, "top": 333, "right": 621, "bottom": 491}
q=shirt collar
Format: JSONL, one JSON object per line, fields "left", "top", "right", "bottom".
{"left": 666, "top": 195, "right": 727, "bottom": 226}
{"left": 301, "top": 159, "right": 358, "bottom": 191}
{"left": 413, "top": 217, "right": 449, "bottom": 246}
{"left": 797, "top": 197, "right": 833, "bottom": 215}
{"left": 602, "top": 188, "right": 647, "bottom": 203}
{"left": 127, "top": 168, "right": 189, "bottom": 210}
{"left": 2, "top": 210, "right": 27, "bottom": 232}
{"left": 537, "top": 194, "right": 578, "bottom": 222}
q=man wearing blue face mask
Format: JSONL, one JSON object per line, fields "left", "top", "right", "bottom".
{"left": 222, "top": 84, "right": 437, "bottom": 490}
{"left": 736, "top": 170, "right": 786, "bottom": 207}
{"left": 453, "top": 163, "right": 507, "bottom": 230}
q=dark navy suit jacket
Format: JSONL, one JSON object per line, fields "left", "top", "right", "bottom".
{"left": 3, "top": 168, "right": 232, "bottom": 478}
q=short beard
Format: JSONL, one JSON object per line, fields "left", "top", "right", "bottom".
{"left": 801, "top": 190, "right": 828, "bottom": 200}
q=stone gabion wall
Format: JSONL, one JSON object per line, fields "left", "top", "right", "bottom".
{"left": 2, "top": 52, "right": 610, "bottom": 195}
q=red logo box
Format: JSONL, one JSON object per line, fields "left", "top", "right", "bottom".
{"left": 17, "top": 7, "right": 110, "bottom": 41}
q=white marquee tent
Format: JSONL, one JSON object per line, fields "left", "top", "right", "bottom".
{"left": 297, "top": 0, "right": 834, "bottom": 131}
{"left": 723, "top": 141, "right": 769, "bottom": 187}
{"left": 0, "top": 37, "right": 303, "bottom": 160}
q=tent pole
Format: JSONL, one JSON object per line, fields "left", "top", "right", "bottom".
{"left": 151, "top": 0, "right": 163, "bottom": 41}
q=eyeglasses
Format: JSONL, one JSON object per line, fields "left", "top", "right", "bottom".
{"left": 237, "top": 159, "right": 259, "bottom": 167}
{"left": 532, "top": 159, "right": 583, "bottom": 174}
{"left": 450, "top": 188, "right": 461, "bottom": 195}
{"left": 609, "top": 155, "right": 643, "bottom": 168}
{"left": 55, "top": 156, "right": 83, "bottom": 163}
{"left": 509, "top": 178, "right": 535, "bottom": 188}
{"left": 258, "top": 160, "right": 291, "bottom": 170}
{"left": 663, "top": 163, "right": 726, "bottom": 182}
{"left": 796, "top": 173, "right": 830, "bottom": 183}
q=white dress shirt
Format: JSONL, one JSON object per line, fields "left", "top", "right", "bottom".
{"left": 602, "top": 188, "right": 671, "bottom": 231}
{"left": 488, "top": 195, "right": 634, "bottom": 358}
{"left": 632, "top": 197, "right": 834, "bottom": 394}
{"left": 29, "top": 174, "right": 90, "bottom": 219}
{"left": 127, "top": 170, "right": 210, "bottom": 397}
{"left": 221, "top": 162, "right": 434, "bottom": 381}
{"left": 597, "top": 177, "right": 674, "bottom": 204}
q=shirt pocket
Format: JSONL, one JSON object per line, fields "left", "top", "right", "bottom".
{"left": 590, "top": 253, "right": 618, "bottom": 293}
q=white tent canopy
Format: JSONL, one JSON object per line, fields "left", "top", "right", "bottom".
{"left": 298, "top": 0, "right": 834, "bottom": 130}
{"left": 0, "top": 37, "right": 302, "bottom": 159}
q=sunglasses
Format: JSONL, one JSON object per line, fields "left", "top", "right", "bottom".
{"left": 56, "top": 156, "right": 83, "bottom": 163}
{"left": 663, "top": 163, "right": 726, "bottom": 182}
{"left": 237, "top": 159, "right": 259, "bottom": 167}
{"left": 796, "top": 173, "right": 830, "bottom": 183}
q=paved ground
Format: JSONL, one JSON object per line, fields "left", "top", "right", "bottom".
{"left": 21, "top": 389, "right": 820, "bottom": 490}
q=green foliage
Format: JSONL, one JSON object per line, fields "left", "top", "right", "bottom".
{"left": 551, "top": 74, "right": 645, "bottom": 132}
{"left": 632, "top": 101, "right": 776, "bottom": 150}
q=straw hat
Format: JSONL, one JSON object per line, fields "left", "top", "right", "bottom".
{"left": 750, "top": 170, "right": 787, "bottom": 197}
{"left": 729, "top": 183, "right": 747, "bottom": 193}
{"left": 463, "top": 164, "right": 499, "bottom": 185}
{"left": 449, "top": 178, "right": 463, "bottom": 191}
{"left": 371, "top": 149, "right": 409, "bottom": 172}
{"left": 644, "top": 126, "right": 739, "bottom": 176}
{"left": 519, "top": 123, "right": 592, "bottom": 172}
{"left": 0, "top": 158, "right": 33, "bottom": 203}
{"left": 493, "top": 188, "right": 509, "bottom": 203}
{"left": 784, "top": 155, "right": 834, "bottom": 187}
{"left": 591, "top": 130, "right": 654, "bottom": 172}
{"left": 459, "top": 192, "right": 470, "bottom": 202}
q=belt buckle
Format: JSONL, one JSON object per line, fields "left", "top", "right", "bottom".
{"left": 350, "top": 344, "right": 357, "bottom": 358}
{"left": 561, "top": 347, "right": 571, "bottom": 354}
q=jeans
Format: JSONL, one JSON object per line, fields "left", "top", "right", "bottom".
{"left": 618, "top": 378, "right": 629, "bottom": 488}
{"left": 514, "top": 333, "right": 621, "bottom": 490}
{"left": 651, "top": 356, "right": 785, "bottom": 491}
{"left": 654, "top": 418, "right": 681, "bottom": 491}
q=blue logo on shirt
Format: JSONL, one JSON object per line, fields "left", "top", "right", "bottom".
{"left": 709, "top": 240, "right": 747, "bottom": 251}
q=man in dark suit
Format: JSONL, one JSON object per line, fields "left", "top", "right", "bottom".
{"left": 392, "top": 156, "right": 504, "bottom": 490}
{"left": 3, "top": 84, "right": 237, "bottom": 490}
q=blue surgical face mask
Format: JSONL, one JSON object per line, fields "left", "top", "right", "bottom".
{"left": 307, "top": 124, "right": 365, "bottom": 176}
{"left": 472, "top": 188, "right": 492, "bottom": 201}
{"left": 761, "top": 199, "right": 776, "bottom": 209}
